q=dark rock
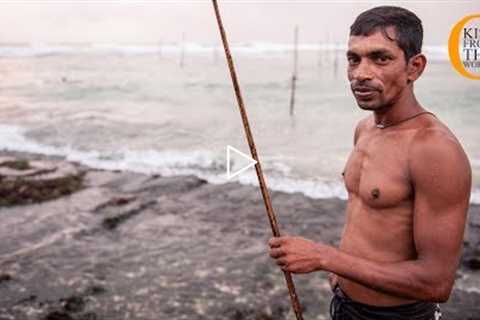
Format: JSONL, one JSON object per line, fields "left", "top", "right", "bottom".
{"left": 63, "top": 296, "right": 85, "bottom": 313}
{"left": 16, "top": 294, "right": 37, "bottom": 305}
{"left": 102, "top": 200, "right": 156, "bottom": 230}
{"left": 0, "top": 163, "right": 84, "bottom": 207}
{"left": 85, "top": 285, "right": 107, "bottom": 296}
{"left": 1, "top": 159, "right": 31, "bottom": 170}
{"left": 94, "top": 195, "right": 136, "bottom": 212}
{"left": 0, "top": 273, "right": 12, "bottom": 283}
{"left": 222, "top": 307, "right": 250, "bottom": 320}
{"left": 462, "top": 247, "right": 480, "bottom": 270}
{"left": 466, "top": 258, "right": 480, "bottom": 270}
{"left": 255, "top": 313, "right": 273, "bottom": 320}
{"left": 44, "top": 311, "right": 74, "bottom": 320}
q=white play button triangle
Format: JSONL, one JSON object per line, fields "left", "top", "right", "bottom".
{"left": 226, "top": 145, "right": 257, "bottom": 179}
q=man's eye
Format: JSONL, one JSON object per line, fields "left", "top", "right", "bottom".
{"left": 375, "top": 56, "right": 390, "bottom": 64}
{"left": 347, "top": 57, "right": 360, "bottom": 65}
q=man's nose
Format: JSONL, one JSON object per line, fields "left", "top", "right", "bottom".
{"left": 351, "top": 60, "right": 374, "bottom": 82}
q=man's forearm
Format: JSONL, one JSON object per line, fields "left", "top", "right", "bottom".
{"left": 320, "top": 246, "right": 452, "bottom": 302}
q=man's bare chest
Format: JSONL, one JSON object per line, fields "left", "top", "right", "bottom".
{"left": 343, "top": 132, "right": 415, "bottom": 209}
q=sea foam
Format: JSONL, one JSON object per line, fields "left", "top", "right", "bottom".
{"left": 0, "top": 125, "right": 476, "bottom": 204}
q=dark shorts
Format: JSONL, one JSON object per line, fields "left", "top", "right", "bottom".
{"left": 330, "top": 285, "right": 442, "bottom": 320}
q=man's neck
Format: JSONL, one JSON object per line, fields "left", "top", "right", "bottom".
{"left": 373, "top": 89, "right": 424, "bottom": 128}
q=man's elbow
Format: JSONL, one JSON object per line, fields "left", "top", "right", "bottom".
{"left": 419, "top": 278, "right": 454, "bottom": 303}
{"left": 412, "top": 260, "right": 457, "bottom": 302}
{"left": 432, "top": 281, "right": 454, "bottom": 303}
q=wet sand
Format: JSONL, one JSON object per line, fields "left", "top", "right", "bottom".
{"left": 0, "top": 151, "right": 479, "bottom": 320}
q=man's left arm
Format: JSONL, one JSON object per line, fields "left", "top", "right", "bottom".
{"left": 269, "top": 130, "right": 471, "bottom": 302}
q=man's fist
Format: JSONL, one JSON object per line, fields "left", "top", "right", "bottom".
{"left": 268, "top": 236, "right": 328, "bottom": 274}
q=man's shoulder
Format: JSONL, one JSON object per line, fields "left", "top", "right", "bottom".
{"left": 408, "top": 123, "right": 471, "bottom": 211}
{"left": 408, "top": 121, "right": 471, "bottom": 189}
{"left": 354, "top": 115, "right": 373, "bottom": 144}
{"left": 356, "top": 115, "right": 373, "bottom": 130}
{"left": 409, "top": 120, "right": 461, "bottom": 154}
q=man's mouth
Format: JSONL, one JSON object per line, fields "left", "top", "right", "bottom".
{"left": 352, "top": 86, "right": 379, "bottom": 99}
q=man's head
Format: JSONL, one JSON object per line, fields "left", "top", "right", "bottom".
{"left": 347, "top": 6, "right": 426, "bottom": 111}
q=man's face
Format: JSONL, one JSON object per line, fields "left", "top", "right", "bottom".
{"left": 347, "top": 27, "right": 409, "bottom": 111}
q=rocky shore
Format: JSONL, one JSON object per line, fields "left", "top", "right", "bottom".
{"left": 0, "top": 151, "right": 479, "bottom": 320}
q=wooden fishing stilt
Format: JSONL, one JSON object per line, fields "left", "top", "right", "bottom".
{"left": 211, "top": 1, "right": 304, "bottom": 319}
{"left": 333, "top": 46, "right": 339, "bottom": 78}
{"left": 289, "top": 25, "right": 299, "bottom": 117}
{"left": 180, "top": 32, "right": 186, "bottom": 68}
{"left": 317, "top": 40, "right": 322, "bottom": 68}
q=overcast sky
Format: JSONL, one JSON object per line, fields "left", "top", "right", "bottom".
{"left": 0, "top": 1, "right": 477, "bottom": 46}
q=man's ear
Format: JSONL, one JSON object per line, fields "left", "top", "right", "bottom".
{"left": 407, "top": 53, "right": 427, "bottom": 84}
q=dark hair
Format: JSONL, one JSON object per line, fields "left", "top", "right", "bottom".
{"left": 350, "top": 6, "right": 423, "bottom": 62}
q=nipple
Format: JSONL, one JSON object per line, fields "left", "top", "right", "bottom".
{"left": 371, "top": 188, "right": 380, "bottom": 199}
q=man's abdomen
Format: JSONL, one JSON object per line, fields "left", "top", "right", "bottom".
{"left": 338, "top": 196, "right": 418, "bottom": 306}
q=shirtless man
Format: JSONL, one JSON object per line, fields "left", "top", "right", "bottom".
{"left": 268, "top": 6, "right": 471, "bottom": 319}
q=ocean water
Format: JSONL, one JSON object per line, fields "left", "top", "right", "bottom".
{"left": 0, "top": 43, "right": 479, "bottom": 202}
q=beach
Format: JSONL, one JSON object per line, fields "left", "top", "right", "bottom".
{"left": 1, "top": 2, "right": 479, "bottom": 319}
{"left": 0, "top": 151, "right": 479, "bottom": 320}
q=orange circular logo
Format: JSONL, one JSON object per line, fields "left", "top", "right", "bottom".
{"left": 448, "top": 14, "right": 480, "bottom": 80}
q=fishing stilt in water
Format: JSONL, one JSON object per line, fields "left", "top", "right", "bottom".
{"left": 333, "top": 48, "right": 339, "bottom": 78}
{"left": 180, "top": 32, "right": 186, "bottom": 68}
{"left": 289, "top": 25, "right": 299, "bottom": 117}
{"left": 317, "top": 40, "right": 323, "bottom": 68}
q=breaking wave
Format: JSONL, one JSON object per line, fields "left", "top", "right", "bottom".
{"left": 0, "top": 125, "right": 477, "bottom": 204}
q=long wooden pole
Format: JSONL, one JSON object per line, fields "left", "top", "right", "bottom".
{"left": 211, "top": 1, "right": 304, "bottom": 319}
{"left": 289, "top": 25, "right": 299, "bottom": 116}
